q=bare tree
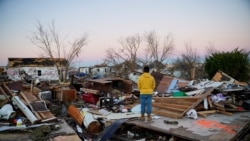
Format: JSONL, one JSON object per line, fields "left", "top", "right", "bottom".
{"left": 206, "top": 41, "right": 218, "bottom": 55}
{"left": 104, "top": 34, "right": 141, "bottom": 77}
{"left": 143, "top": 31, "right": 174, "bottom": 72}
{"left": 181, "top": 42, "right": 200, "bottom": 80}
{"left": 29, "top": 21, "right": 88, "bottom": 82}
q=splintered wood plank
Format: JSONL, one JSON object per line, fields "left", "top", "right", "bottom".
{"left": 154, "top": 103, "right": 191, "bottom": 109}
{"left": 197, "top": 110, "right": 217, "bottom": 114}
{"left": 22, "top": 91, "right": 39, "bottom": 101}
{"left": 153, "top": 104, "right": 185, "bottom": 112}
{"left": 217, "top": 110, "right": 233, "bottom": 116}
{"left": 152, "top": 107, "right": 183, "bottom": 119}
{"left": 154, "top": 97, "right": 199, "bottom": 102}
{"left": 82, "top": 88, "right": 99, "bottom": 94}
{"left": 3, "top": 82, "right": 14, "bottom": 96}
{"left": 152, "top": 87, "right": 214, "bottom": 118}
{"left": 153, "top": 98, "right": 198, "bottom": 106}
{"left": 171, "top": 101, "right": 195, "bottom": 106}
{"left": 38, "top": 111, "right": 56, "bottom": 122}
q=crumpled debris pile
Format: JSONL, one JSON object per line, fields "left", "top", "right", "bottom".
{"left": 0, "top": 70, "right": 250, "bottom": 141}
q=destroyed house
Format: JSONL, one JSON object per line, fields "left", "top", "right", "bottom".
{"left": 7, "top": 58, "right": 67, "bottom": 81}
{"left": 91, "top": 65, "right": 112, "bottom": 78}
{"left": 79, "top": 65, "right": 112, "bottom": 77}
{"left": 79, "top": 66, "right": 91, "bottom": 75}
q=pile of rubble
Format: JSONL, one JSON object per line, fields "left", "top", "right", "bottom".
{"left": 0, "top": 70, "right": 249, "bottom": 141}
{"left": 151, "top": 70, "right": 250, "bottom": 119}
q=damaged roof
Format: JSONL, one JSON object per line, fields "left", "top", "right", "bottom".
{"left": 8, "top": 58, "right": 68, "bottom": 67}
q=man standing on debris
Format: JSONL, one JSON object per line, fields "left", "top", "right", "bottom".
{"left": 138, "top": 65, "right": 155, "bottom": 121}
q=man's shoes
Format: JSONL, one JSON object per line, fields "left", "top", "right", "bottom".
{"left": 147, "top": 114, "right": 152, "bottom": 121}
{"left": 139, "top": 114, "right": 145, "bottom": 121}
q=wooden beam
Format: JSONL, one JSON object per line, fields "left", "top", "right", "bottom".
{"left": 3, "top": 82, "right": 14, "bottom": 96}
{"left": 207, "top": 96, "right": 213, "bottom": 109}
{"left": 152, "top": 103, "right": 187, "bottom": 112}
{"left": 217, "top": 110, "right": 233, "bottom": 116}
{"left": 197, "top": 110, "right": 217, "bottom": 114}
{"left": 153, "top": 109, "right": 182, "bottom": 119}
{"left": 153, "top": 103, "right": 191, "bottom": 109}
{"left": 197, "top": 113, "right": 207, "bottom": 118}
{"left": 82, "top": 88, "right": 99, "bottom": 94}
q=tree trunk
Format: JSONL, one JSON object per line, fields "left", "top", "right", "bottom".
{"left": 190, "top": 67, "right": 195, "bottom": 80}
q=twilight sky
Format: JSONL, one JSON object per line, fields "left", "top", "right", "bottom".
{"left": 0, "top": 0, "right": 249, "bottom": 67}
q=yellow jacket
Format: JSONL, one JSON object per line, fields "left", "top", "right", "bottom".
{"left": 138, "top": 73, "right": 155, "bottom": 94}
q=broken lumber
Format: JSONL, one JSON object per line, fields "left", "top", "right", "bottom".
{"left": 217, "top": 110, "right": 233, "bottom": 116}
{"left": 82, "top": 88, "right": 99, "bottom": 94}
{"left": 197, "top": 110, "right": 217, "bottom": 118}
{"left": 152, "top": 87, "right": 214, "bottom": 118}
{"left": 197, "top": 110, "right": 217, "bottom": 114}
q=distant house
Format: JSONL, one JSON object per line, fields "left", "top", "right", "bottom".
{"left": 79, "top": 66, "right": 91, "bottom": 75}
{"left": 79, "top": 64, "right": 113, "bottom": 78}
{"left": 92, "top": 65, "right": 113, "bottom": 78}
{"left": 7, "top": 58, "right": 67, "bottom": 81}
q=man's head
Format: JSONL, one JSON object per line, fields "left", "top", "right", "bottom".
{"left": 143, "top": 66, "right": 149, "bottom": 73}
